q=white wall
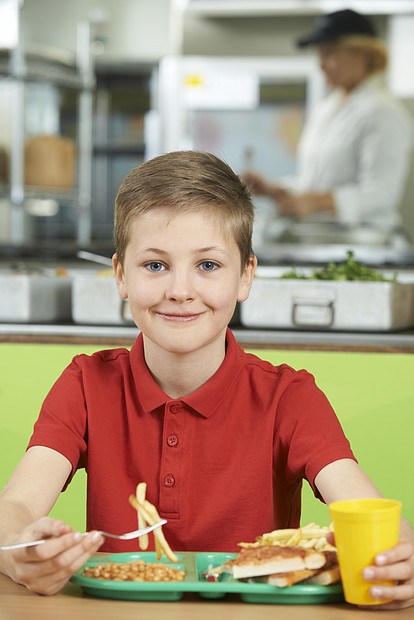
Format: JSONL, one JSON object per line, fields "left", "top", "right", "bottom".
{"left": 21, "top": 0, "right": 172, "bottom": 64}
{"left": 180, "top": 13, "right": 388, "bottom": 57}
{"left": 388, "top": 15, "right": 414, "bottom": 97}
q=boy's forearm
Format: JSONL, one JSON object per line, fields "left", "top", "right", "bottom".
{"left": 0, "top": 493, "right": 35, "bottom": 540}
{"left": 0, "top": 496, "right": 35, "bottom": 577}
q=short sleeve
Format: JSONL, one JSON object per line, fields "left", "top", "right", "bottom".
{"left": 27, "top": 357, "right": 88, "bottom": 488}
{"left": 273, "top": 368, "right": 356, "bottom": 499}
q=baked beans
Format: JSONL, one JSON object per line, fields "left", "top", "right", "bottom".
{"left": 82, "top": 559, "right": 186, "bottom": 582}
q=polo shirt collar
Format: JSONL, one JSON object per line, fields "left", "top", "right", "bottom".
{"left": 129, "top": 328, "right": 243, "bottom": 418}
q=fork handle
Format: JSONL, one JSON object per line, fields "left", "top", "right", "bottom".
{"left": 0, "top": 521, "right": 167, "bottom": 550}
{"left": 0, "top": 539, "right": 48, "bottom": 551}
{"left": 0, "top": 533, "right": 90, "bottom": 551}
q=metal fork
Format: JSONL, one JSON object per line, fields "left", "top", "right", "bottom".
{"left": 0, "top": 519, "right": 167, "bottom": 551}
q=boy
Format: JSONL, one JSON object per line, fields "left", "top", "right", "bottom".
{"left": 0, "top": 151, "right": 413, "bottom": 607}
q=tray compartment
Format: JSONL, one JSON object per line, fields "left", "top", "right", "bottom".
{"left": 195, "top": 552, "right": 235, "bottom": 599}
{"left": 75, "top": 552, "right": 188, "bottom": 601}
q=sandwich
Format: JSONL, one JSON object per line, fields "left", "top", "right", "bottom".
{"left": 264, "top": 550, "right": 340, "bottom": 588}
{"left": 206, "top": 523, "right": 342, "bottom": 588}
{"left": 230, "top": 545, "right": 326, "bottom": 580}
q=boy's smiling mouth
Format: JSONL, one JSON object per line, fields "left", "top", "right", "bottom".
{"left": 157, "top": 312, "right": 203, "bottom": 322}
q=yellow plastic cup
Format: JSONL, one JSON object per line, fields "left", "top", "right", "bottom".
{"left": 329, "top": 498, "right": 401, "bottom": 606}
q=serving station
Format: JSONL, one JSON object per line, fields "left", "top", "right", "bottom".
{"left": 2, "top": 246, "right": 414, "bottom": 352}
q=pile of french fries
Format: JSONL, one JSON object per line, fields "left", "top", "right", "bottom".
{"left": 128, "top": 482, "right": 178, "bottom": 563}
{"left": 238, "top": 522, "right": 336, "bottom": 552}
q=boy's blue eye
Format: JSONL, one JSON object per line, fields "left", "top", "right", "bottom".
{"left": 199, "top": 261, "right": 218, "bottom": 272}
{"left": 146, "top": 262, "right": 165, "bottom": 272}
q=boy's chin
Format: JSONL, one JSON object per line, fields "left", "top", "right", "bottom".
{"left": 150, "top": 328, "right": 227, "bottom": 355}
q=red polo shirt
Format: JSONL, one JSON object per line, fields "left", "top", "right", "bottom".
{"left": 28, "top": 329, "right": 355, "bottom": 553}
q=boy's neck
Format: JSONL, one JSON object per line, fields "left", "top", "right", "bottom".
{"left": 142, "top": 332, "right": 227, "bottom": 399}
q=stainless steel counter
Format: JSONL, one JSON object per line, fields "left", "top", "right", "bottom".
{"left": 254, "top": 242, "right": 414, "bottom": 267}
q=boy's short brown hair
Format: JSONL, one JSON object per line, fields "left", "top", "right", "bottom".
{"left": 114, "top": 150, "right": 255, "bottom": 269}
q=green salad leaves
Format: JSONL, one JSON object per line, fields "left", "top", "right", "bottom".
{"left": 280, "top": 251, "right": 396, "bottom": 282}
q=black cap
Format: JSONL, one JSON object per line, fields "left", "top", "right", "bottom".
{"left": 297, "top": 9, "right": 377, "bottom": 48}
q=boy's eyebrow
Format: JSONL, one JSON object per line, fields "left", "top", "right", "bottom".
{"left": 138, "top": 248, "right": 168, "bottom": 255}
{"left": 138, "top": 246, "right": 229, "bottom": 255}
{"left": 197, "top": 246, "right": 229, "bottom": 254}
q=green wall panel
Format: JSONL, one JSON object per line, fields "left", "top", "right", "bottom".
{"left": 0, "top": 342, "right": 413, "bottom": 535}
{"left": 0, "top": 343, "right": 99, "bottom": 531}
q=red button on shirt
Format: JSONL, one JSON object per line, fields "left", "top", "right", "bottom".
{"left": 164, "top": 474, "right": 175, "bottom": 487}
{"left": 170, "top": 405, "right": 180, "bottom": 413}
{"left": 167, "top": 434, "right": 179, "bottom": 447}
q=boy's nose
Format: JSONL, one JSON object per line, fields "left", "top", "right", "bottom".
{"left": 166, "top": 271, "right": 196, "bottom": 302}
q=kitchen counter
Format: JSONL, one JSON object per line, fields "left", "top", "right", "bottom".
{"left": 1, "top": 322, "right": 414, "bottom": 352}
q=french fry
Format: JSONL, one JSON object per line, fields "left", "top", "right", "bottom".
{"left": 262, "top": 528, "right": 297, "bottom": 541}
{"left": 238, "top": 541, "right": 262, "bottom": 548}
{"left": 239, "top": 522, "right": 336, "bottom": 552}
{"left": 286, "top": 531, "right": 301, "bottom": 546}
{"left": 155, "top": 536, "right": 163, "bottom": 561}
{"left": 136, "top": 483, "right": 149, "bottom": 550}
{"left": 142, "top": 499, "right": 179, "bottom": 563}
{"left": 128, "top": 494, "right": 179, "bottom": 563}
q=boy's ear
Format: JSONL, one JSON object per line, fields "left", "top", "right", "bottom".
{"left": 112, "top": 253, "right": 128, "bottom": 299}
{"left": 237, "top": 255, "right": 257, "bottom": 303}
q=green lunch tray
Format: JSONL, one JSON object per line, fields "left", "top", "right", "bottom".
{"left": 70, "top": 551, "right": 344, "bottom": 604}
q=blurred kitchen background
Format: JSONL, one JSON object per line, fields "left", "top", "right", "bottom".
{"left": 1, "top": 0, "right": 414, "bottom": 266}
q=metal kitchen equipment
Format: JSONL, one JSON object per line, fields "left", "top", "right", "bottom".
{"left": 0, "top": 271, "right": 71, "bottom": 323}
{"left": 240, "top": 266, "right": 414, "bottom": 332}
{"left": 72, "top": 272, "right": 134, "bottom": 325}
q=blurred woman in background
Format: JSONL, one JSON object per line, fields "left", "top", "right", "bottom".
{"left": 243, "top": 9, "right": 414, "bottom": 245}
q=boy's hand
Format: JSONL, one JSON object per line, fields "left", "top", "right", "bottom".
{"left": 361, "top": 540, "right": 414, "bottom": 610}
{"left": 2, "top": 517, "right": 104, "bottom": 595}
{"left": 327, "top": 532, "right": 414, "bottom": 609}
